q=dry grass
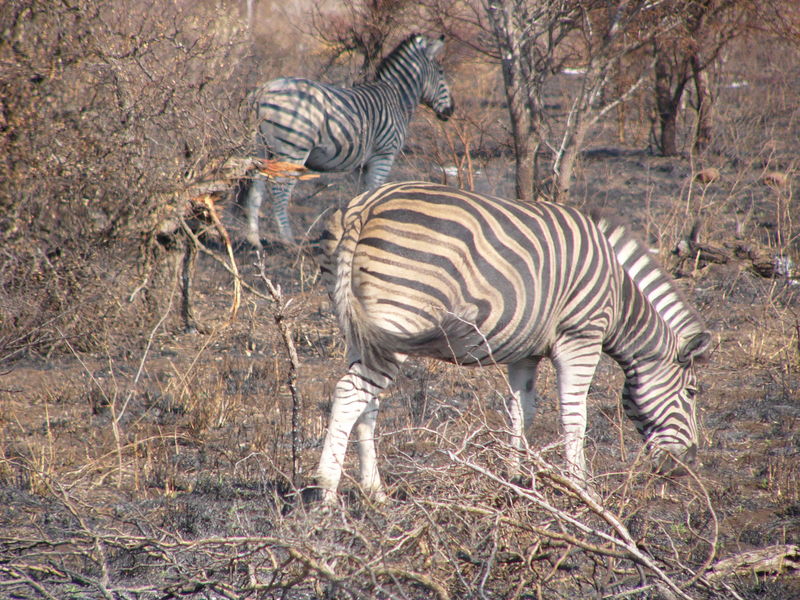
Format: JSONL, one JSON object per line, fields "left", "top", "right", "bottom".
{"left": 2, "top": 4, "right": 800, "bottom": 599}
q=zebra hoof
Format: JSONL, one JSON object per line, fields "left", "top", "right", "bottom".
{"left": 301, "top": 483, "right": 340, "bottom": 506}
{"left": 277, "top": 231, "right": 296, "bottom": 246}
{"left": 370, "top": 489, "right": 389, "bottom": 505}
{"left": 245, "top": 231, "right": 263, "bottom": 250}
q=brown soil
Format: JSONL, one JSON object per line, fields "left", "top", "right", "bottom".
{"left": 2, "top": 67, "right": 799, "bottom": 600}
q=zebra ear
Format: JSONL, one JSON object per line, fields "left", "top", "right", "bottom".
{"left": 677, "top": 331, "right": 711, "bottom": 365}
{"left": 425, "top": 36, "right": 445, "bottom": 59}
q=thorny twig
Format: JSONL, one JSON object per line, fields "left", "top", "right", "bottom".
{"left": 256, "top": 252, "right": 303, "bottom": 487}
{"left": 447, "top": 447, "right": 699, "bottom": 600}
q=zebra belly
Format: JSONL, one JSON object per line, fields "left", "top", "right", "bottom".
{"left": 305, "top": 110, "right": 376, "bottom": 172}
{"left": 306, "top": 144, "right": 366, "bottom": 173}
{"left": 360, "top": 291, "right": 557, "bottom": 367}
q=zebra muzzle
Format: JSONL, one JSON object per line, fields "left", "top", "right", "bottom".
{"left": 654, "top": 443, "right": 697, "bottom": 477}
{"left": 436, "top": 105, "right": 454, "bottom": 121}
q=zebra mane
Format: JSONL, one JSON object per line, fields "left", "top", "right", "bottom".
{"left": 591, "top": 209, "right": 708, "bottom": 349}
{"left": 375, "top": 34, "right": 432, "bottom": 78}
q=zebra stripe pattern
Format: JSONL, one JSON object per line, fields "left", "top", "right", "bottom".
{"left": 244, "top": 34, "right": 454, "bottom": 246}
{"left": 315, "top": 181, "right": 711, "bottom": 503}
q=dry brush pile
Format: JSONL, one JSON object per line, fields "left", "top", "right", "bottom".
{"left": 0, "top": 0, "right": 256, "bottom": 360}
{"left": 0, "top": 401, "right": 745, "bottom": 600}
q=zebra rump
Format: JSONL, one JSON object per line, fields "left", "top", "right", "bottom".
{"left": 315, "top": 181, "right": 711, "bottom": 504}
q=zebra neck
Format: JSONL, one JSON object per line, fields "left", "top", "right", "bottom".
{"left": 605, "top": 273, "right": 678, "bottom": 380}
{"left": 376, "top": 57, "right": 424, "bottom": 112}
{"left": 595, "top": 215, "right": 706, "bottom": 350}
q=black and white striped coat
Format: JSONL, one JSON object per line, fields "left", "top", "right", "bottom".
{"left": 315, "top": 181, "right": 710, "bottom": 503}
{"left": 244, "top": 35, "right": 454, "bottom": 246}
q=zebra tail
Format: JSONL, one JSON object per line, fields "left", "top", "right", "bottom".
{"left": 331, "top": 212, "right": 394, "bottom": 368}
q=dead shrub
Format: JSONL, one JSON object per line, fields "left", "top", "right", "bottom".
{"left": 0, "top": 0, "right": 256, "bottom": 359}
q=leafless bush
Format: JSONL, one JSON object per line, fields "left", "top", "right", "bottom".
{"left": 0, "top": 396, "right": 750, "bottom": 600}
{"left": 0, "top": 0, "right": 255, "bottom": 359}
{"left": 309, "top": 0, "right": 422, "bottom": 78}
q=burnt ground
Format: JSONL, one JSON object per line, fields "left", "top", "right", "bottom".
{"left": 2, "top": 70, "right": 800, "bottom": 598}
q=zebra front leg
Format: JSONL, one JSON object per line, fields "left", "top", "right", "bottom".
{"left": 244, "top": 176, "right": 267, "bottom": 248}
{"left": 551, "top": 333, "right": 604, "bottom": 485}
{"left": 315, "top": 360, "right": 394, "bottom": 504}
{"left": 506, "top": 357, "right": 541, "bottom": 480}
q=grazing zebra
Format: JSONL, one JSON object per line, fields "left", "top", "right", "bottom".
{"left": 244, "top": 34, "right": 454, "bottom": 246}
{"left": 315, "top": 181, "right": 711, "bottom": 504}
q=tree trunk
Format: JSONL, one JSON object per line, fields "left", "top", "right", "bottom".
{"left": 660, "top": 108, "right": 679, "bottom": 156}
{"left": 504, "top": 57, "right": 539, "bottom": 200}
{"left": 654, "top": 44, "right": 688, "bottom": 156}
{"left": 501, "top": 62, "right": 539, "bottom": 202}
{"left": 654, "top": 48, "right": 677, "bottom": 155}
{"left": 691, "top": 52, "right": 714, "bottom": 153}
{"left": 487, "top": 0, "right": 542, "bottom": 201}
{"left": 554, "top": 122, "right": 588, "bottom": 202}
{"left": 513, "top": 123, "right": 538, "bottom": 201}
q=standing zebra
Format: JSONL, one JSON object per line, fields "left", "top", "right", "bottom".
{"left": 315, "top": 181, "right": 711, "bottom": 504}
{"left": 244, "top": 34, "right": 454, "bottom": 246}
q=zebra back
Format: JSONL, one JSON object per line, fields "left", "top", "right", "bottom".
{"left": 591, "top": 211, "right": 708, "bottom": 355}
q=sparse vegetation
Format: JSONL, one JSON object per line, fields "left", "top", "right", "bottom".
{"left": 1, "top": 1, "right": 799, "bottom": 598}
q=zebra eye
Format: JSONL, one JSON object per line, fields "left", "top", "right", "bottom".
{"left": 685, "top": 387, "right": 697, "bottom": 399}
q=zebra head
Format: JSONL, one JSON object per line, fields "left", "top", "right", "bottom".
{"left": 622, "top": 330, "right": 711, "bottom": 474}
{"left": 412, "top": 34, "right": 455, "bottom": 121}
{"left": 376, "top": 34, "right": 454, "bottom": 121}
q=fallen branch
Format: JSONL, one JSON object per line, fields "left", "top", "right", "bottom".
{"left": 257, "top": 159, "right": 320, "bottom": 181}
{"left": 182, "top": 193, "right": 241, "bottom": 321}
{"left": 705, "top": 544, "right": 799, "bottom": 581}
{"left": 674, "top": 224, "right": 797, "bottom": 279}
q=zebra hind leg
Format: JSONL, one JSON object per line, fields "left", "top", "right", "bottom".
{"left": 243, "top": 176, "right": 267, "bottom": 248}
{"left": 354, "top": 396, "right": 387, "bottom": 502}
{"left": 315, "top": 360, "right": 397, "bottom": 505}
{"left": 268, "top": 177, "right": 298, "bottom": 244}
